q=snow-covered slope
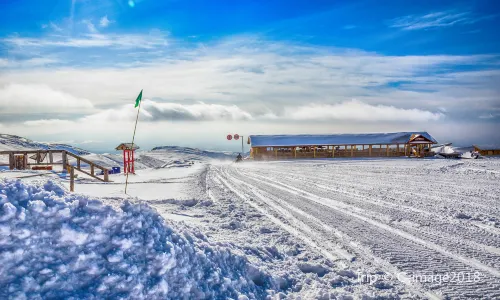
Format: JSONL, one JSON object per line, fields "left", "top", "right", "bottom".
{"left": 151, "top": 146, "right": 238, "bottom": 161}
{"left": 0, "top": 134, "right": 90, "bottom": 155}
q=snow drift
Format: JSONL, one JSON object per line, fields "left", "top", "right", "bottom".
{"left": 0, "top": 179, "right": 275, "bottom": 299}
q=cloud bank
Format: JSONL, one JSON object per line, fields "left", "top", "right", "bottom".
{"left": 0, "top": 84, "right": 94, "bottom": 113}
{"left": 282, "top": 100, "right": 444, "bottom": 122}
{"left": 22, "top": 99, "right": 443, "bottom": 125}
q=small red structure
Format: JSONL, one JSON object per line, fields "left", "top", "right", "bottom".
{"left": 115, "top": 143, "right": 140, "bottom": 174}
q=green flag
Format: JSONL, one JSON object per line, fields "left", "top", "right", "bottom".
{"left": 134, "top": 90, "right": 143, "bottom": 108}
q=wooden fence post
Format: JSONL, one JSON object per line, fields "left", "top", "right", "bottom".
{"left": 62, "top": 151, "right": 67, "bottom": 172}
{"left": 70, "top": 166, "right": 75, "bottom": 192}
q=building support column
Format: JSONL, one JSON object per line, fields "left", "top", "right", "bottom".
{"left": 369, "top": 145, "right": 372, "bottom": 157}
{"left": 313, "top": 146, "right": 316, "bottom": 158}
{"left": 386, "top": 144, "right": 390, "bottom": 156}
{"left": 332, "top": 146, "right": 335, "bottom": 158}
{"left": 351, "top": 145, "right": 354, "bottom": 157}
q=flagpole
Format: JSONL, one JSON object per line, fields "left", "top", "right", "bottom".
{"left": 125, "top": 94, "right": 142, "bottom": 194}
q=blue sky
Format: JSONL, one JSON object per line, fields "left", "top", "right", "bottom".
{"left": 0, "top": 0, "right": 499, "bottom": 152}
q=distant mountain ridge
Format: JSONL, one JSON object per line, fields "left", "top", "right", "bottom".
{"left": 0, "top": 134, "right": 91, "bottom": 155}
{"left": 151, "top": 145, "right": 238, "bottom": 160}
{"left": 0, "top": 134, "right": 242, "bottom": 162}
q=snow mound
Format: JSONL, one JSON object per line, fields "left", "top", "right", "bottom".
{"left": 0, "top": 179, "right": 275, "bottom": 299}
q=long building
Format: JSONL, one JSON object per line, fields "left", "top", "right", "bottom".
{"left": 473, "top": 144, "right": 500, "bottom": 156}
{"left": 247, "top": 132, "right": 437, "bottom": 160}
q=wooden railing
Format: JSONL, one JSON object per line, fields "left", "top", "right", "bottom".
{"left": 0, "top": 150, "right": 110, "bottom": 190}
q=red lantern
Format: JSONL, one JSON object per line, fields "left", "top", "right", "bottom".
{"left": 234, "top": 134, "right": 240, "bottom": 140}
{"left": 227, "top": 134, "right": 232, "bottom": 140}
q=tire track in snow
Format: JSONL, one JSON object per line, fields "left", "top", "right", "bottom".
{"left": 240, "top": 169, "right": 500, "bottom": 278}
{"left": 218, "top": 166, "right": 441, "bottom": 299}
{"left": 248, "top": 169, "right": 500, "bottom": 263}
{"left": 212, "top": 167, "right": 342, "bottom": 263}
{"left": 230, "top": 165, "right": 500, "bottom": 298}
{"left": 255, "top": 167, "right": 500, "bottom": 210}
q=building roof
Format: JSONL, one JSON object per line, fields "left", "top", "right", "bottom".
{"left": 115, "top": 143, "right": 140, "bottom": 150}
{"left": 473, "top": 144, "right": 500, "bottom": 150}
{"left": 248, "top": 132, "right": 437, "bottom": 147}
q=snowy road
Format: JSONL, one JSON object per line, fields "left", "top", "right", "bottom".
{"left": 209, "top": 159, "right": 500, "bottom": 299}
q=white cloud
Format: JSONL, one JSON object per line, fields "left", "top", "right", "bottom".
{"left": 82, "top": 100, "right": 253, "bottom": 122}
{"left": 0, "top": 84, "right": 94, "bottom": 113}
{"left": 23, "top": 99, "right": 441, "bottom": 126}
{"left": 3, "top": 32, "right": 168, "bottom": 49}
{"left": 389, "top": 10, "right": 490, "bottom": 30}
{"left": 24, "top": 119, "right": 76, "bottom": 126}
{"left": 82, "top": 20, "right": 98, "bottom": 33}
{"left": 42, "top": 22, "right": 63, "bottom": 32}
{"left": 0, "top": 36, "right": 498, "bottom": 132}
{"left": 281, "top": 100, "right": 444, "bottom": 122}
{"left": 50, "top": 22, "right": 63, "bottom": 32}
{"left": 343, "top": 25, "right": 357, "bottom": 30}
{"left": 0, "top": 58, "right": 58, "bottom": 68}
{"left": 143, "top": 101, "right": 254, "bottom": 121}
{"left": 99, "top": 16, "right": 111, "bottom": 28}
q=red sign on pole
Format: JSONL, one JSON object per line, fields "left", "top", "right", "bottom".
{"left": 234, "top": 134, "right": 240, "bottom": 140}
{"left": 227, "top": 134, "right": 232, "bottom": 140}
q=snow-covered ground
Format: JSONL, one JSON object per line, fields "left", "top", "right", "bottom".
{"left": 205, "top": 158, "right": 500, "bottom": 299}
{"left": 1, "top": 138, "right": 500, "bottom": 299}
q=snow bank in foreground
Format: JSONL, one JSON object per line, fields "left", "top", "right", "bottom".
{"left": 0, "top": 179, "right": 275, "bottom": 299}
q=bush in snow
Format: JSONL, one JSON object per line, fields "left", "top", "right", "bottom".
{"left": 0, "top": 179, "right": 275, "bottom": 299}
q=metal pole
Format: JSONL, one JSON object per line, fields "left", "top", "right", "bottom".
{"left": 125, "top": 97, "right": 142, "bottom": 194}
{"left": 241, "top": 136, "right": 244, "bottom": 153}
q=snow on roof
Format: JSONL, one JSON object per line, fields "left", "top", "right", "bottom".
{"left": 473, "top": 144, "right": 500, "bottom": 150}
{"left": 115, "top": 143, "right": 140, "bottom": 150}
{"left": 248, "top": 132, "right": 437, "bottom": 147}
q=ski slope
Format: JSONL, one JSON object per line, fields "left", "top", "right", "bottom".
{"left": 207, "top": 158, "right": 500, "bottom": 299}
{"left": 2, "top": 134, "right": 499, "bottom": 298}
